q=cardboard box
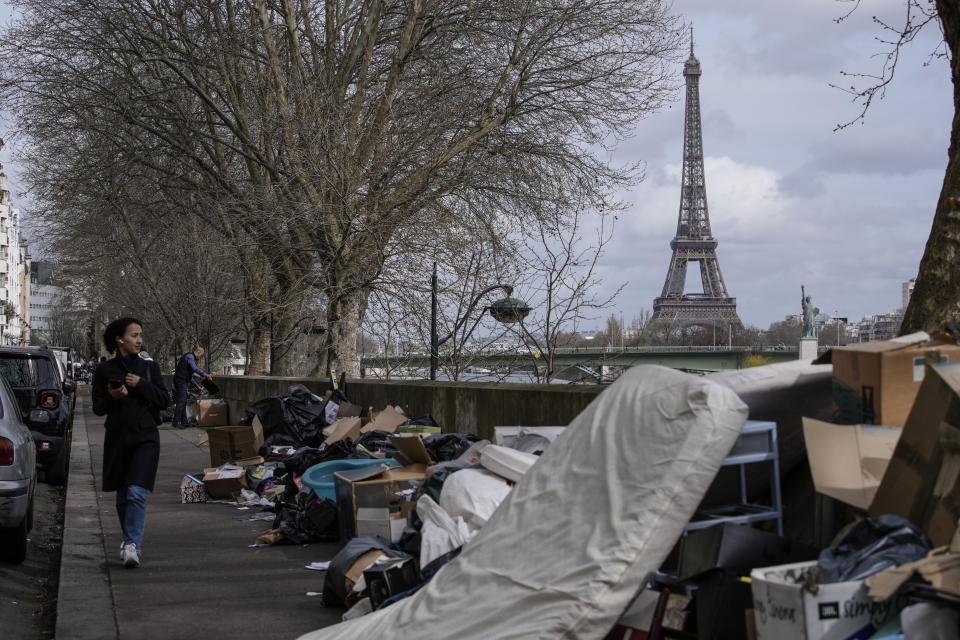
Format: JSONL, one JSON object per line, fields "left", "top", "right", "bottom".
{"left": 207, "top": 418, "right": 265, "bottom": 466}
{"left": 814, "top": 334, "right": 960, "bottom": 428}
{"left": 356, "top": 507, "right": 407, "bottom": 542}
{"left": 869, "top": 362, "right": 960, "bottom": 545}
{"left": 360, "top": 406, "right": 407, "bottom": 434}
{"left": 750, "top": 560, "right": 903, "bottom": 640}
{"left": 194, "top": 398, "right": 230, "bottom": 427}
{"left": 323, "top": 417, "right": 363, "bottom": 445}
{"left": 201, "top": 467, "right": 248, "bottom": 499}
{"left": 802, "top": 418, "right": 902, "bottom": 510}
{"left": 334, "top": 463, "right": 426, "bottom": 541}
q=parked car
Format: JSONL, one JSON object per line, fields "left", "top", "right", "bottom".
{"left": 0, "top": 373, "right": 37, "bottom": 563}
{"left": 0, "top": 346, "right": 76, "bottom": 485}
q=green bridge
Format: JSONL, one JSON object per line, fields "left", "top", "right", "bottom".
{"left": 361, "top": 345, "right": 804, "bottom": 379}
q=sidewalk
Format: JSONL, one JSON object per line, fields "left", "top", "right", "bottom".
{"left": 56, "top": 390, "right": 343, "bottom": 639}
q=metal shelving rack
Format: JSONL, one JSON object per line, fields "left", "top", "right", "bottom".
{"left": 683, "top": 420, "right": 783, "bottom": 536}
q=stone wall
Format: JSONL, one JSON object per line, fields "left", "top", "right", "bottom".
{"left": 175, "top": 375, "right": 606, "bottom": 440}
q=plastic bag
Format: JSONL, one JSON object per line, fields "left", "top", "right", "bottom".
{"left": 817, "top": 514, "right": 933, "bottom": 583}
{"left": 438, "top": 468, "right": 512, "bottom": 530}
{"left": 275, "top": 488, "right": 339, "bottom": 545}
{"left": 422, "top": 433, "right": 478, "bottom": 462}
{"left": 245, "top": 384, "right": 329, "bottom": 448}
{"left": 417, "top": 495, "right": 476, "bottom": 567}
{"left": 322, "top": 537, "right": 413, "bottom": 608}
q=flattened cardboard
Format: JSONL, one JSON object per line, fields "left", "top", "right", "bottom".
{"left": 345, "top": 550, "right": 385, "bottom": 594}
{"left": 388, "top": 434, "right": 434, "bottom": 466}
{"left": 207, "top": 419, "right": 265, "bottom": 466}
{"left": 324, "top": 417, "right": 363, "bottom": 444}
{"left": 802, "top": 418, "right": 901, "bottom": 510}
{"left": 866, "top": 552, "right": 960, "bottom": 601}
{"left": 869, "top": 362, "right": 960, "bottom": 546}
{"left": 814, "top": 335, "right": 960, "bottom": 428}
{"left": 337, "top": 401, "right": 363, "bottom": 419}
{"left": 360, "top": 406, "right": 407, "bottom": 434}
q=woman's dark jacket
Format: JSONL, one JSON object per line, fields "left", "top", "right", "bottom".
{"left": 92, "top": 354, "right": 170, "bottom": 492}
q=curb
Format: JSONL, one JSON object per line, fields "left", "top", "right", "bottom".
{"left": 55, "top": 397, "right": 118, "bottom": 639}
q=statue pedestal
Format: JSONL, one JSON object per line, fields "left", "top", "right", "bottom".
{"left": 799, "top": 337, "right": 818, "bottom": 360}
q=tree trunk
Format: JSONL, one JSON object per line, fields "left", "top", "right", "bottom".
{"left": 270, "top": 305, "right": 300, "bottom": 376}
{"left": 321, "top": 292, "right": 364, "bottom": 378}
{"left": 902, "top": 1, "right": 960, "bottom": 336}
{"left": 247, "top": 324, "right": 270, "bottom": 375}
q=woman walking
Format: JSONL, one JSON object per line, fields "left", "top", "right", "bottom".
{"left": 92, "top": 317, "right": 170, "bottom": 568}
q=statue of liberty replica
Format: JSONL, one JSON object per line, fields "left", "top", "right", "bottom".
{"left": 799, "top": 284, "right": 820, "bottom": 359}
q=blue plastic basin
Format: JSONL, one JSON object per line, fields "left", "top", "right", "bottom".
{"left": 301, "top": 458, "right": 400, "bottom": 501}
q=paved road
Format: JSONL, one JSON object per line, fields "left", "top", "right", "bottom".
{"left": 57, "top": 390, "right": 344, "bottom": 639}
{"left": 0, "top": 479, "right": 64, "bottom": 640}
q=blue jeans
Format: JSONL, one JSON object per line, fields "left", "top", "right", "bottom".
{"left": 116, "top": 484, "right": 148, "bottom": 549}
{"left": 173, "top": 379, "right": 188, "bottom": 425}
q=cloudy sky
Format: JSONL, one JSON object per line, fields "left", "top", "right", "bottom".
{"left": 599, "top": 0, "right": 952, "bottom": 330}
{"left": 0, "top": 1, "right": 951, "bottom": 330}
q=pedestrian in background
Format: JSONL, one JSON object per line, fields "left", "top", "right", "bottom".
{"left": 172, "top": 345, "right": 212, "bottom": 428}
{"left": 92, "top": 317, "right": 170, "bottom": 568}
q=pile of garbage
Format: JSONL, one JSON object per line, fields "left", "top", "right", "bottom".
{"left": 179, "top": 331, "right": 960, "bottom": 640}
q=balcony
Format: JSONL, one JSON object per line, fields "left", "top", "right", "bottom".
{"left": 0, "top": 262, "right": 8, "bottom": 273}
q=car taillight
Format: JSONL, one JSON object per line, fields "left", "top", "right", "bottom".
{"left": 40, "top": 391, "right": 60, "bottom": 410}
{"left": 0, "top": 438, "right": 13, "bottom": 465}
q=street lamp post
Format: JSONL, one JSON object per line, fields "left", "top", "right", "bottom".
{"left": 430, "top": 262, "right": 531, "bottom": 381}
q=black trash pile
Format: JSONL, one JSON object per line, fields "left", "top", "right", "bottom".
{"left": 215, "top": 384, "right": 482, "bottom": 554}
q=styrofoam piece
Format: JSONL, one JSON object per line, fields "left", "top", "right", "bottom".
{"left": 479, "top": 445, "right": 538, "bottom": 482}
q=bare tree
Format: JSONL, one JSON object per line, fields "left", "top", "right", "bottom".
{"left": 832, "top": 1, "right": 960, "bottom": 337}
{"left": 1, "top": 0, "right": 686, "bottom": 376}
{"left": 511, "top": 207, "right": 624, "bottom": 383}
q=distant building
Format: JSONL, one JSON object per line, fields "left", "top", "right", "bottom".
{"left": 902, "top": 278, "right": 916, "bottom": 311}
{"left": 30, "top": 261, "right": 66, "bottom": 343}
{"left": 0, "top": 172, "right": 29, "bottom": 345}
{"left": 853, "top": 313, "right": 903, "bottom": 343}
{"left": 221, "top": 342, "right": 247, "bottom": 376}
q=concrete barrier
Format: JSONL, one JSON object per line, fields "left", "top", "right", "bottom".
{"left": 170, "top": 375, "right": 606, "bottom": 440}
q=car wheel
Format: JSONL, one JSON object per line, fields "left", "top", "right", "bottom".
{"left": 0, "top": 514, "right": 28, "bottom": 563}
{"left": 46, "top": 438, "right": 70, "bottom": 486}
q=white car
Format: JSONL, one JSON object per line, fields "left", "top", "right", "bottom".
{"left": 0, "top": 374, "right": 36, "bottom": 563}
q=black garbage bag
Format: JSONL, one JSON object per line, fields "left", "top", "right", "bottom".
{"left": 280, "top": 440, "right": 371, "bottom": 476}
{"left": 817, "top": 514, "right": 933, "bottom": 583}
{"left": 202, "top": 378, "right": 221, "bottom": 396}
{"left": 322, "top": 537, "right": 413, "bottom": 607}
{"left": 423, "top": 433, "right": 479, "bottom": 462}
{"left": 356, "top": 429, "right": 397, "bottom": 454}
{"left": 275, "top": 488, "right": 339, "bottom": 545}
{"left": 245, "top": 384, "right": 328, "bottom": 449}
{"left": 400, "top": 415, "right": 440, "bottom": 428}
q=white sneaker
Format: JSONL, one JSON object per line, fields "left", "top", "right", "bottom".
{"left": 121, "top": 543, "right": 141, "bottom": 568}
{"left": 120, "top": 543, "right": 125, "bottom": 561}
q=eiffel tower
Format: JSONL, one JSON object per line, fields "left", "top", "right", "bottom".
{"left": 651, "top": 33, "right": 741, "bottom": 329}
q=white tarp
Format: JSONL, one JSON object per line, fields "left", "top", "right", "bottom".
{"left": 298, "top": 366, "right": 748, "bottom": 640}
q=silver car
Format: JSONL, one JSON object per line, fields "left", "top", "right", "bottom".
{"left": 0, "top": 374, "right": 36, "bottom": 563}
